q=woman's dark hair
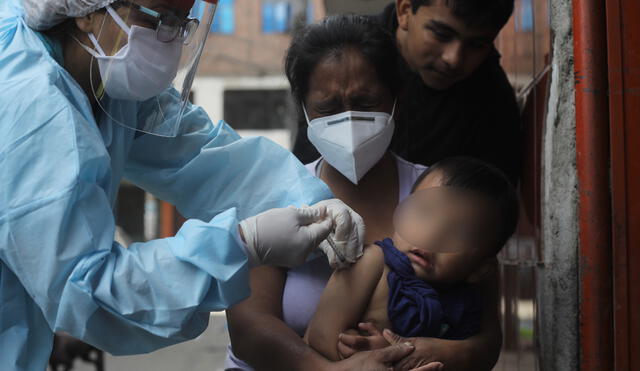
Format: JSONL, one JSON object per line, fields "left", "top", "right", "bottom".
{"left": 44, "top": 18, "right": 77, "bottom": 38}
{"left": 285, "top": 14, "right": 399, "bottom": 106}
{"left": 412, "top": 157, "right": 519, "bottom": 252}
{"left": 410, "top": 0, "right": 514, "bottom": 30}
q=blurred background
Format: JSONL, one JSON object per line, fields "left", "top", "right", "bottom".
{"left": 73, "top": 1, "right": 551, "bottom": 370}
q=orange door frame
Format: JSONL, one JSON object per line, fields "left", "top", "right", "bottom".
{"left": 572, "top": 0, "right": 614, "bottom": 369}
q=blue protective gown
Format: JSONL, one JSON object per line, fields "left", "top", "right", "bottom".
{"left": 0, "top": 1, "right": 332, "bottom": 369}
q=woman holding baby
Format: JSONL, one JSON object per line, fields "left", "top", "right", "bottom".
{"left": 226, "top": 14, "right": 514, "bottom": 371}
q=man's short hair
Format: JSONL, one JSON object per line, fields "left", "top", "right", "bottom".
{"left": 410, "top": 0, "right": 515, "bottom": 30}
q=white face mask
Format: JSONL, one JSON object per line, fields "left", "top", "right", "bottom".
{"left": 75, "top": 6, "right": 183, "bottom": 101}
{"left": 304, "top": 102, "right": 396, "bottom": 184}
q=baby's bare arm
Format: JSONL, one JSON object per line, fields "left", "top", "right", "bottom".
{"left": 305, "top": 245, "right": 385, "bottom": 361}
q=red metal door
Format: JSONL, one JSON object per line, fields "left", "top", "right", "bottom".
{"left": 573, "top": 0, "right": 614, "bottom": 369}
{"left": 606, "top": 0, "right": 640, "bottom": 369}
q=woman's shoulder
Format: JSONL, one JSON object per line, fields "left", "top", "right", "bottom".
{"left": 0, "top": 23, "right": 92, "bottom": 123}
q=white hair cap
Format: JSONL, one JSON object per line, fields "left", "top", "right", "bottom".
{"left": 22, "top": 0, "right": 119, "bottom": 31}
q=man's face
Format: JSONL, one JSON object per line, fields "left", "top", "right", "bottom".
{"left": 396, "top": 0, "right": 500, "bottom": 90}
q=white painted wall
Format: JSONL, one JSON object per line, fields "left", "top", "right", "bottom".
{"left": 190, "top": 75, "right": 293, "bottom": 149}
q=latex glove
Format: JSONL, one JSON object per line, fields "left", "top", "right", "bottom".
{"left": 239, "top": 206, "right": 332, "bottom": 268}
{"left": 314, "top": 199, "right": 365, "bottom": 269}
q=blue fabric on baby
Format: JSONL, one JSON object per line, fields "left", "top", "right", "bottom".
{"left": 376, "top": 238, "right": 482, "bottom": 339}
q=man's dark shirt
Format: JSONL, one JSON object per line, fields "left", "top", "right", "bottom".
{"left": 292, "top": 3, "right": 522, "bottom": 184}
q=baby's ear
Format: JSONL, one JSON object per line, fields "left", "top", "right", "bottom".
{"left": 466, "top": 257, "right": 498, "bottom": 284}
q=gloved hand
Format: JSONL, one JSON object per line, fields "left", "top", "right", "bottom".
{"left": 239, "top": 206, "right": 333, "bottom": 268}
{"left": 314, "top": 199, "right": 365, "bottom": 269}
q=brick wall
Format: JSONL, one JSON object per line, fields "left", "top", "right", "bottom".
{"left": 495, "top": 0, "right": 551, "bottom": 92}
{"left": 197, "top": 0, "right": 326, "bottom": 76}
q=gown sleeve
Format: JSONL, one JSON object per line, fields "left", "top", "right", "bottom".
{"left": 124, "top": 101, "right": 332, "bottom": 222}
{"left": 0, "top": 89, "right": 331, "bottom": 356}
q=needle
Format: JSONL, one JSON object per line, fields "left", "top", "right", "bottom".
{"left": 326, "top": 235, "right": 346, "bottom": 263}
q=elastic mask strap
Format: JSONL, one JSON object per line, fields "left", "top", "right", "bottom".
{"left": 106, "top": 6, "right": 132, "bottom": 35}
{"left": 87, "top": 33, "right": 107, "bottom": 55}
{"left": 390, "top": 99, "right": 397, "bottom": 118}
{"left": 71, "top": 33, "right": 104, "bottom": 58}
{"left": 301, "top": 103, "right": 312, "bottom": 125}
{"left": 70, "top": 5, "right": 129, "bottom": 58}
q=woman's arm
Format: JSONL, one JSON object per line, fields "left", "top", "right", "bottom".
{"left": 226, "top": 263, "right": 423, "bottom": 371}
{"left": 226, "top": 266, "right": 329, "bottom": 371}
{"left": 463, "top": 268, "right": 503, "bottom": 368}
{"left": 305, "top": 246, "right": 385, "bottom": 361}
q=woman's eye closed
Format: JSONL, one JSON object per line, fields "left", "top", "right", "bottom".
{"left": 355, "top": 103, "right": 378, "bottom": 111}
{"left": 312, "top": 101, "right": 341, "bottom": 115}
{"left": 351, "top": 96, "right": 382, "bottom": 111}
{"left": 314, "top": 107, "right": 340, "bottom": 115}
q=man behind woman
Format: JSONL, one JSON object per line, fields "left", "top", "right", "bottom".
{"left": 293, "top": 0, "right": 521, "bottom": 184}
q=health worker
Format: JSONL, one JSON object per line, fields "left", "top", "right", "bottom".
{"left": 0, "top": 0, "right": 365, "bottom": 370}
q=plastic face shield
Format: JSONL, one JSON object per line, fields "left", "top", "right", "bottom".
{"left": 393, "top": 187, "right": 483, "bottom": 254}
{"left": 89, "top": 0, "right": 219, "bottom": 137}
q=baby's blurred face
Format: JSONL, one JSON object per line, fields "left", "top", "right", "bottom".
{"left": 393, "top": 171, "right": 499, "bottom": 284}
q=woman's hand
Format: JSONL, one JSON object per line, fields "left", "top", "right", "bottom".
{"left": 328, "top": 344, "right": 443, "bottom": 371}
{"left": 337, "top": 323, "right": 444, "bottom": 371}
{"left": 382, "top": 330, "right": 451, "bottom": 371}
{"left": 338, "top": 322, "right": 391, "bottom": 357}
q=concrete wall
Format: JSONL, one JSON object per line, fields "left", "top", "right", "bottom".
{"left": 537, "top": 0, "right": 579, "bottom": 370}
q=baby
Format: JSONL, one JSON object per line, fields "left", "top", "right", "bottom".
{"left": 304, "top": 157, "right": 519, "bottom": 361}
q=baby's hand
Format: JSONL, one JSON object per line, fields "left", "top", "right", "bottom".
{"left": 338, "top": 322, "right": 391, "bottom": 358}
